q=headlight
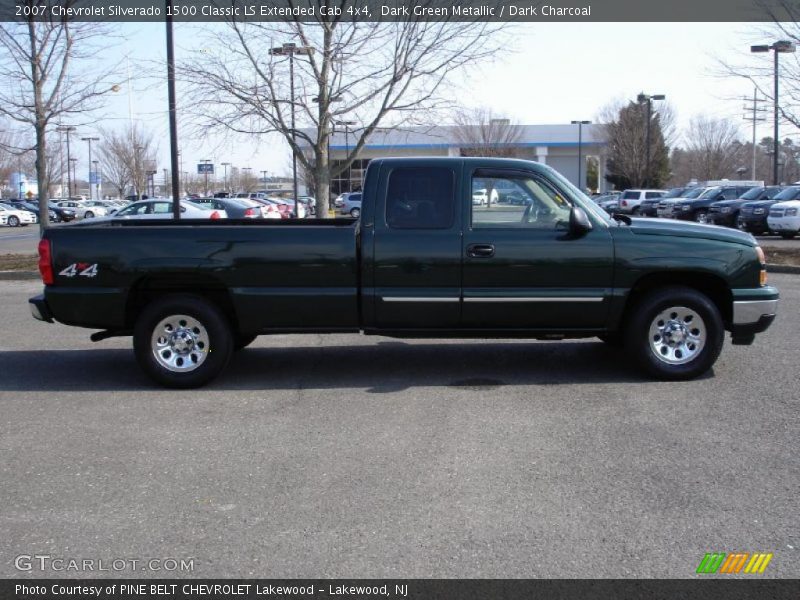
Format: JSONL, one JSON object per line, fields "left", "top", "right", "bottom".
{"left": 720, "top": 207, "right": 731, "bottom": 213}
{"left": 681, "top": 205, "right": 690, "bottom": 211}
{"left": 786, "top": 208, "right": 798, "bottom": 217}
{"left": 754, "top": 208, "right": 765, "bottom": 214}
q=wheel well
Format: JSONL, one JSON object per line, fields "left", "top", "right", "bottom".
{"left": 125, "top": 275, "right": 240, "bottom": 332}
{"left": 621, "top": 271, "right": 733, "bottom": 328}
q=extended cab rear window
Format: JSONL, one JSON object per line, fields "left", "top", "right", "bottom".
{"left": 386, "top": 167, "right": 455, "bottom": 229}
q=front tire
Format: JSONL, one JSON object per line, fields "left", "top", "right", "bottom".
{"left": 85, "top": 211, "right": 94, "bottom": 219}
{"left": 7, "top": 215, "right": 19, "bottom": 227}
{"left": 694, "top": 210, "right": 708, "bottom": 224}
{"left": 780, "top": 232, "right": 797, "bottom": 239}
{"left": 624, "top": 286, "right": 724, "bottom": 380}
{"left": 133, "top": 294, "right": 233, "bottom": 388}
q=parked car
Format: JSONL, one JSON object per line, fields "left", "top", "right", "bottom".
{"left": 592, "top": 193, "right": 620, "bottom": 214}
{"left": 615, "top": 189, "right": 666, "bottom": 215}
{"left": 298, "top": 196, "right": 316, "bottom": 216}
{"left": 673, "top": 185, "right": 756, "bottom": 223}
{"left": 12, "top": 201, "right": 57, "bottom": 223}
{"left": 657, "top": 187, "right": 707, "bottom": 218}
{"left": 707, "top": 186, "right": 783, "bottom": 228}
{"left": 190, "top": 197, "right": 263, "bottom": 219}
{"left": 21, "top": 199, "right": 76, "bottom": 222}
{"left": 340, "top": 192, "right": 363, "bottom": 217}
{"left": 274, "top": 198, "right": 306, "bottom": 219}
{"left": 30, "top": 156, "right": 778, "bottom": 388}
{"left": 0, "top": 202, "right": 37, "bottom": 226}
{"left": 246, "top": 197, "right": 284, "bottom": 219}
{"left": 767, "top": 198, "right": 800, "bottom": 238}
{"left": 54, "top": 200, "right": 108, "bottom": 219}
{"left": 640, "top": 187, "right": 690, "bottom": 217}
{"left": 739, "top": 186, "right": 800, "bottom": 235}
{"left": 108, "top": 199, "right": 227, "bottom": 220}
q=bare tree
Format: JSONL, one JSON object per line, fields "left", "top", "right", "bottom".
{"left": 452, "top": 107, "right": 523, "bottom": 158}
{"left": 682, "top": 115, "right": 743, "bottom": 181}
{"left": 181, "top": 7, "right": 510, "bottom": 217}
{"left": 98, "top": 124, "right": 159, "bottom": 199}
{"left": 0, "top": 2, "right": 116, "bottom": 230}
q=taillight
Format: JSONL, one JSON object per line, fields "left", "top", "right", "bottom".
{"left": 38, "top": 238, "right": 54, "bottom": 285}
{"left": 244, "top": 208, "right": 256, "bottom": 217}
{"left": 621, "top": 200, "right": 627, "bottom": 206}
{"left": 210, "top": 211, "right": 220, "bottom": 220}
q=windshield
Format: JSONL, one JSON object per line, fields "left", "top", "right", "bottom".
{"left": 739, "top": 186, "right": 766, "bottom": 201}
{"left": 682, "top": 188, "right": 705, "bottom": 199}
{"left": 540, "top": 164, "right": 612, "bottom": 225}
{"left": 698, "top": 187, "right": 722, "bottom": 199}
{"left": 773, "top": 186, "right": 800, "bottom": 201}
{"left": 663, "top": 187, "right": 687, "bottom": 198}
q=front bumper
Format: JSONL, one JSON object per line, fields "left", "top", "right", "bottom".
{"left": 738, "top": 215, "right": 769, "bottom": 232}
{"left": 29, "top": 294, "right": 54, "bottom": 323}
{"left": 729, "top": 288, "right": 779, "bottom": 344}
{"left": 707, "top": 212, "right": 736, "bottom": 226}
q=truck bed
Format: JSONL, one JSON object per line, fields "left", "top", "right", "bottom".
{"left": 43, "top": 219, "right": 361, "bottom": 333}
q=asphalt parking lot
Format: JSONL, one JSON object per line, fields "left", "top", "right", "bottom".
{"left": 0, "top": 277, "right": 798, "bottom": 578}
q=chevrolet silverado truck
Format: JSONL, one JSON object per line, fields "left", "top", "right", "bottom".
{"left": 29, "top": 158, "right": 778, "bottom": 388}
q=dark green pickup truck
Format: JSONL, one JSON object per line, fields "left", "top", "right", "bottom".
{"left": 30, "top": 157, "right": 778, "bottom": 388}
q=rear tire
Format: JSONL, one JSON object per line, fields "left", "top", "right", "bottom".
{"left": 350, "top": 207, "right": 361, "bottom": 218}
{"left": 694, "top": 210, "right": 708, "bottom": 224}
{"left": 780, "top": 232, "right": 797, "bottom": 239}
{"left": 624, "top": 286, "right": 724, "bottom": 380}
{"left": 85, "top": 211, "right": 94, "bottom": 219}
{"left": 133, "top": 294, "right": 233, "bottom": 388}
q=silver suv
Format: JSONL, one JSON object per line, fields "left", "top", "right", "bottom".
{"left": 616, "top": 189, "right": 666, "bottom": 215}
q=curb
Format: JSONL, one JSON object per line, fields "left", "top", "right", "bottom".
{"left": 0, "top": 271, "right": 40, "bottom": 281}
{"left": 2, "top": 265, "right": 800, "bottom": 281}
{"left": 767, "top": 264, "right": 800, "bottom": 274}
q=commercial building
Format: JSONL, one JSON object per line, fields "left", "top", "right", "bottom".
{"left": 309, "top": 123, "right": 607, "bottom": 196}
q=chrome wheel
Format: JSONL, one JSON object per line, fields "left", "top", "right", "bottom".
{"left": 8, "top": 215, "right": 19, "bottom": 227}
{"left": 151, "top": 314, "right": 210, "bottom": 372}
{"left": 695, "top": 211, "right": 708, "bottom": 224}
{"left": 350, "top": 208, "right": 360, "bottom": 218}
{"left": 649, "top": 306, "right": 706, "bottom": 365}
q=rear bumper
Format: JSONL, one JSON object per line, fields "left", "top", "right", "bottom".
{"left": 29, "top": 294, "right": 54, "bottom": 323}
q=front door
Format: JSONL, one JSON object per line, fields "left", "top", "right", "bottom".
{"left": 461, "top": 167, "right": 614, "bottom": 331}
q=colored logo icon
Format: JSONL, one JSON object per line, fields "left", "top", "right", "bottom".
{"left": 696, "top": 552, "right": 773, "bottom": 574}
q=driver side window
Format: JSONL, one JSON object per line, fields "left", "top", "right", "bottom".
{"left": 471, "top": 172, "right": 571, "bottom": 229}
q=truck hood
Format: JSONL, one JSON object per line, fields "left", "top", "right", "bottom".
{"left": 625, "top": 217, "right": 756, "bottom": 246}
{"left": 742, "top": 199, "right": 777, "bottom": 209}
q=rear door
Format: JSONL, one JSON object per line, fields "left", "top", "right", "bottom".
{"left": 370, "top": 162, "right": 463, "bottom": 330}
{"left": 461, "top": 167, "right": 614, "bottom": 330}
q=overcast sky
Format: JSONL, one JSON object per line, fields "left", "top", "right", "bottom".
{"left": 90, "top": 21, "right": 785, "bottom": 181}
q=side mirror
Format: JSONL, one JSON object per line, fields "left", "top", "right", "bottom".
{"left": 565, "top": 206, "right": 593, "bottom": 238}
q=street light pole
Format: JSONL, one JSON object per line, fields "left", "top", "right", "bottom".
{"left": 81, "top": 137, "right": 99, "bottom": 200}
{"left": 93, "top": 160, "right": 100, "bottom": 199}
{"left": 751, "top": 40, "right": 796, "bottom": 185}
{"left": 269, "top": 42, "right": 315, "bottom": 217}
{"left": 222, "top": 162, "right": 230, "bottom": 194}
{"left": 570, "top": 120, "right": 591, "bottom": 191}
{"left": 335, "top": 120, "right": 357, "bottom": 192}
{"left": 636, "top": 93, "right": 665, "bottom": 187}
{"left": 69, "top": 158, "right": 77, "bottom": 196}
{"left": 56, "top": 125, "right": 76, "bottom": 197}
{"left": 200, "top": 159, "right": 211, "bottom": 195}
